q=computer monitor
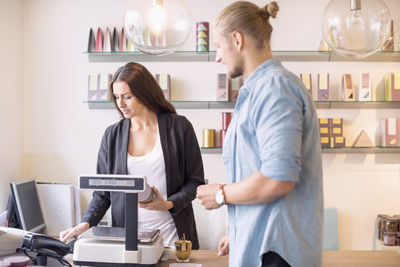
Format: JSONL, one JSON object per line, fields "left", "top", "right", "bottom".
{"left": 10, "top": 179, "right": 45, "bottom": 232}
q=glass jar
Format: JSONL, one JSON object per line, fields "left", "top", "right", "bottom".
{"left": 383, "top": 232, "right": 396, "bottom": 246}
{"left": 396, "top": 232, "right": 400, "bottom": 246}
{"left": 385, "top": 217, "right": 399, "bottom": 233}
{"left": 377, "top": 214, "right": 389, "bottom": 241}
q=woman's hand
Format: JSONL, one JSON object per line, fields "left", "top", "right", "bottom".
{"left": 59, "top": 222, "right": 90, "bottom": 242}
{"left": 138, "top": 186, "right": 174, "bottom": 211}
{"left": 217, "top": 234, "right": 229, "bottom": 256}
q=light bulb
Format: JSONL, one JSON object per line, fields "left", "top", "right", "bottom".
{"left": 322, "top": 0, "right": 391, "bottom": 58}
{"left": 124, "top": 0, "right": 191, "bottom": 56}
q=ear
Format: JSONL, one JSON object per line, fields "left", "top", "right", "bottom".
{"left": 231, "top": 31, "right": 243, "bottom": 51}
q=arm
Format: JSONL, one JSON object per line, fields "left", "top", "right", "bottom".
{"left": 197, "top": 171, "right": 294, "bottom": 209}
{"left": 198, "top": 76, "right": 302, "bottom": 209}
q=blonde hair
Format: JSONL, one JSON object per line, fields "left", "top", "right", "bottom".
{"left": 213, "top": 1, "right": 279, "bottom": 49}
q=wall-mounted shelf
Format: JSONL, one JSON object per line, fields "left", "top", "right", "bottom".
{"left": 85, "top": 51, "right": 400, "bottom": 63}
{"left": 201, "top": 147, "right": 400, "bottom": 154}
{"left": 315, "top": 101, "right": 400, "bottom": 109}
{"left": 85, "top": 100, "right": 400, "bottom": 110}
{"left": 85, "top": 101, "right": 236, "bottom": 110}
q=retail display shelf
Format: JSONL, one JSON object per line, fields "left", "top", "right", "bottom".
{"left": 86, "top": 100, "right": 400, "bottom": 110}
{"left": 201, "top": 147, "right": 400, "bottom": 154}
{"left": 85, "top": 51, "right": 400, "bottom": 63}
{"left": 85, "top": 101, "right": 236, "bottom": 109}
{"left": 315, "top": 101, "right": 400, "bottom": 109}
{"left": 376, "top": 240, "right": 400, "bottom": 252}
{"left": 322, "top": 147, "right": 400, "bottom": 153}
{"left": 201, "top": 147, "right": 223, "bottom": 154}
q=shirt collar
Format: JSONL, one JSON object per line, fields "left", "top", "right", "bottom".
{"left": 242, "top": 57, "right": 282, "bottom": 91}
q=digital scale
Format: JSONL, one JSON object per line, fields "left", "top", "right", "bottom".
{"left": 73, "top": 175, "right": 164, "bottom": 267}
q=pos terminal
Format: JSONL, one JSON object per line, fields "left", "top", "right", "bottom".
{"left": 73, "top": 174, "right": 164, "bottom": 266}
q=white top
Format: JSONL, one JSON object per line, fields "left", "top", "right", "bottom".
{"left": 127, "top": 127, "right": 178, "bottom": 246}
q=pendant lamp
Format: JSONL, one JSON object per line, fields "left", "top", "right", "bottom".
{"left": 124, "top": 0, "right": 191, "bottom": 56}
{"left": 321, "top": 0, "right": 391, "bottom": 58}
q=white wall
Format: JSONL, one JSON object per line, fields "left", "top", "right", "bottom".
{"left": 0, "top": 0, "right": 22, "bottom": 210}
{"left": 1, "top": 0, "right": 399, "bottom": 250}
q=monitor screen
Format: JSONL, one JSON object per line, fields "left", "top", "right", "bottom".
{"left": 10, "top": 179, "right": 45, "bottom": 232}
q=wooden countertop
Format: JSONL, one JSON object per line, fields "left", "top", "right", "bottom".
{"left": 158, "top": 250, "right": 400, "bottom": 267}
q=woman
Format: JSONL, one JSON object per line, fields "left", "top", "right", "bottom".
{"left": 60, "top": 62, "right": 204, "bottom": 248}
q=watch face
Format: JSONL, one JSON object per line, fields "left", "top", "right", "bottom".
{"left": 216, "top": 189, "right": 224, "bottom": 204}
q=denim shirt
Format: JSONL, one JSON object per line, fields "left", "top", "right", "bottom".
{"left": 223, "top": 58, "right": 323, "bottom": 267}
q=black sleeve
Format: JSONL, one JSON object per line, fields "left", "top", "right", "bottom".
{"left": 168, "top": 118, "right": 205, "bottom": 215}
{"left": 80, "top": 129, "right": 111, "bottom": 227}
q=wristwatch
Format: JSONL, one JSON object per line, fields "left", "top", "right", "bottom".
{"left": 215, "top": 184, "right": 226, "bottom": 205}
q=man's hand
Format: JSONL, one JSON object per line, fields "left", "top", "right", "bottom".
{"left": 196, "top": 183, "right": 223, "bottom": 210}
{"left": 138, "top": 186, "right": 173, "bottom": 211}
{"left": 59, "top": 222, "right": 90, "bottom": 242}
{"left": 217, "top": 234, "right": 229, "bottom": 256}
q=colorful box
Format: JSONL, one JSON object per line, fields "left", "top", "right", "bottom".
{"left": 300, "top": 73, "right": 312, "bottom": 96}
{"left": 341, "top": 74, "right": 355, "bottom": 101}
{"left": 330, "top": 118, "right": 343, "bottom": 137}
{"left": 358, "top": 73, "right": 372, "bottom": 101}
{"left": 382, "top": 118, "right": 400, "bottom": 147}
{"left": 319, "top": 118, "right": 331, "bottom": 148}
{"left": 385, "top": 73, "right": 400, "bottom": 101}
{"left": 317, "top": 73, "right": 329, "bottom": 101}
{"left": 230, "top": 76, "right": 243, "bottom": 101}
{"left": 196, "top": 22, "right": 209, "bottom": 52}
{"left": 155, "top": 73, "right": 171, "bottom": 100}
{"left": 87, "top": 74, "right": 98, "bottom": 101}
{"left": 331, "top": 136, "right": 346, "bottom": 148}
{"left": 217, "top": 73, "right": 230, "bottom": 101}
{"left": 98, "top": 73, "right": 112, "bottom": 101}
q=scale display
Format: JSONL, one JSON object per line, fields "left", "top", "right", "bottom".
{"left": 79, "top": 174, "right": 146, "bottom": 192}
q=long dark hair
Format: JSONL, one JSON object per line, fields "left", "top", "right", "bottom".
{"left": 110, "top": 62, "right": 176, "bottom": 117}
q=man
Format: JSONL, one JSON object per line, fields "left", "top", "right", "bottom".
{"left": 196, "top": 1, "right": 323, "bottom": 267}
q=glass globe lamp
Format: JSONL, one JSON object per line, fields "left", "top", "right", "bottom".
{"left": 124, "top": 0, "right": 191, "bottom": 56}
{"left": 321, "top": 0, "right": 391, "bottom": 58}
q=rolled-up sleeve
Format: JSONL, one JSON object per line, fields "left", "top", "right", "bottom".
{"left": 250, "top": 76, "right": 303, "bottom": 182}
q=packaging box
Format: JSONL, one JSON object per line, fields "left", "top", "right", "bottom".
{"left": 319, "top": 118, "right": 331, "bottom": 148}
{"left": 229, "top": 76, "right": 243, "bottom": 101}
{"left": 385, "top": 73, "right": 400, "bottom": 101}
{"left": 98, "top": 73, "right": 112, "bottom": 101}
{"left": 217, "top": 73, "right": 230, "bottom": 101}
{"left": 358, "top": 73, "right": 372, "bottom": 101}
{"left": 317, "top": 73, "right": 329, "bottom": 101}
{"left": 300, "top": 73, "right": 312, "bottom": 96}
{"left": 382, "top": 118, "right": 400, "bottom": 147}
{"left": 155, "top": 73, "right": 171, "bottom": 100}
{"left": 320, "top": 136, "right": 331, "bottom": 148}
{"left": 88, "top": 74, "right": 98, "bottom": 101}
{"left": 341, "top": 74, "right": 355, "bottom": 101}
{"left": 331, "top": 136, "right": 346, "bottom": 148}
{"left": 330, "top": 118, "right": 343, "bottom": 137}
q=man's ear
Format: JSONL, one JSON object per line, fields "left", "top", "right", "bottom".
{"left": 231, "top": 31, "right": 243, "bottom": 51}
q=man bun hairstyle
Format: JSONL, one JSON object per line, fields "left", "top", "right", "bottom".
{"left": 214, "top": 1, "right": 279, "bottom": 49}
{"left": 265, "top": 1, "right": 279, "bottom": 19}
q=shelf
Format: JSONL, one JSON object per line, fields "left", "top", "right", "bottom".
{"left": 322, "top": 147, "right": 400, "bottom": 153}
{"left": 315, "top": 101, "right": 400, "bottom": 109}
{"left": 85, "top": 101, "right": 236, "bottom": 110}
{"left": 85, "top": 100, "right": 400, "bottom": 110}
{"left": 201, "top": 147, "right": 222, "bottom": 154}
{"left": 201, "top": 147, "right": 400, "bottom": 154}
{"left": 376, "top": 240, "right": 400, "bottom": 252}
{"left": 85, "top": 51, "right": 400, "bottom": 62}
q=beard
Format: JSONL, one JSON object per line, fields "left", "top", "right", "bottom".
{"left": 229, "top": 65, "right": 243, "bottom": 79}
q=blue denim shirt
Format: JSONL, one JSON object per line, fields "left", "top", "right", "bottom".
{"left": 223, "top": 58, "right": 323, "bottom": 267}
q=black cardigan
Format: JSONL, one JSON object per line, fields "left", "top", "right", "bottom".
{"left": 81, "top": 113, "right": 205, "bottom": 249}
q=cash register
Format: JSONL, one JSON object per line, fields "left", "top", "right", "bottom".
{"left": 72, "top": 174, "right": 164, "bottom": 266}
